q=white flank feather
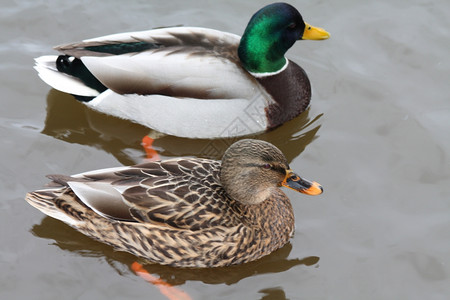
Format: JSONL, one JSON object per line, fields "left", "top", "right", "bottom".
{"left": 79, "top": 30, "right": 253, "bottom": 100}
{"left": 87, "top": 90, "right": 268, "bottom": 138}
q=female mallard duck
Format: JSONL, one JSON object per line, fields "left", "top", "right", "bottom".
{"left": 34, "top": 3, "right": 329, "bottom": 139}
{"left": 26, "top": 139, "right": 323, "bottom": 268}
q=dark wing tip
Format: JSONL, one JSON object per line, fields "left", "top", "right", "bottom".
{"left": 46, "top": 174, "right": 89, "bottom": 187}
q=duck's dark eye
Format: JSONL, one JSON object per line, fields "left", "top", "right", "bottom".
{"left": 262, "top": 163, "right": 272, "bottom": 169}
{"left": 288, "top": 23, "right": 296, "bottom": 29}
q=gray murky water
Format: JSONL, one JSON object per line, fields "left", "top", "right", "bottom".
{"left": 1, "top": 0, "right": 449, "bottom": 299}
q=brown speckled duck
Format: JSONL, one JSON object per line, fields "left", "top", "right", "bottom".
{"left": 26, "top": 139, "right": 323, "bottom": 268}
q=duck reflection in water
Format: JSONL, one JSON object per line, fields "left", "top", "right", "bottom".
{"left": 41, "top": 89, "right": 323, "bottom": 164}
{"left": 32, "top": 216, "right": 320, "bottom": 286}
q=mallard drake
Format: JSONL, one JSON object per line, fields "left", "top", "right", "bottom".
{"left": 34, "top": 3, "right": 329, "bottom": 139}
{"left": 26, "top": 139, "right": 323, "bottom": 268}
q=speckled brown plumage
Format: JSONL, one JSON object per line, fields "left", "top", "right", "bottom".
{"left": 26, "top": 139, "right": 322, "bottom": 268}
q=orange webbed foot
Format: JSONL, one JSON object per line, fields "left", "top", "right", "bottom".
{"left": 131, "top": 262, "right": 192, "bottom": 300}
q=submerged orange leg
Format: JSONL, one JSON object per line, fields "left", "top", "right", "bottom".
{"left": 131, "top": 262, "right": 192, "bottom": 300}
{"left": 141, "top": 136, "right": 161, "bottom": 161}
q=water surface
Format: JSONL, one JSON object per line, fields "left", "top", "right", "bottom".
{"left": 1, "top": 0, "right": 449, "bottom": 299}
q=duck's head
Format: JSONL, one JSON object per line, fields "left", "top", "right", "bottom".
{"left": 220, "top": 139, "right": 323, "bottom": 205}
{"left": 238, "top": 2, "right": 330, "bottom": 75}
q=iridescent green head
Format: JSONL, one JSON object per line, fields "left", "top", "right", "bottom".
{"left": 238, "top": 3, "right": 330, "bottom": 74}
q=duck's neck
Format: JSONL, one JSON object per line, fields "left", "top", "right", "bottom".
{"left": 243, "top": 189, "right": 294, "bottom": 247}
{"left": 224, "top": 183, "right": 276, "bottom": 206}
{"left": 238, "top": 30, "right": 289, "bottom": 75}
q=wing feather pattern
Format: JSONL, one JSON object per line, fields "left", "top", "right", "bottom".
{"left": 58, "top": 159, "right": 244, "bottom": 230}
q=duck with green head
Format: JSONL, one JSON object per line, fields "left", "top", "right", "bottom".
{"left": 35, "top": 3, "right": 329, "bottom": 138}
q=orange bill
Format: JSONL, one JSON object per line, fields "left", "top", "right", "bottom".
{"left": 281, "top": 170, "right": 323, "bottom": 195}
